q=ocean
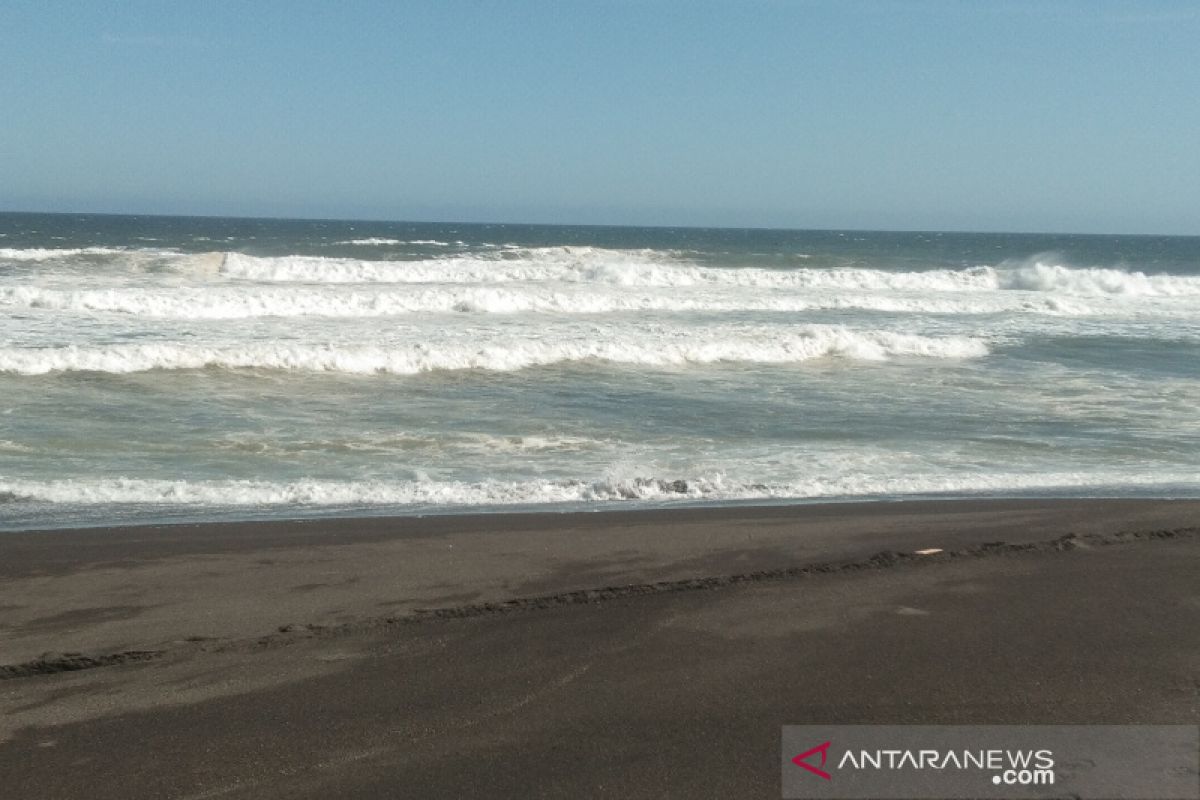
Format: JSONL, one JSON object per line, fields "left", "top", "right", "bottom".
{"left": 1, "top": 212, "right": 1198, "bottom": 530}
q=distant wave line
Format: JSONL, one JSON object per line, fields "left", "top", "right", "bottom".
{"left": 214, "top": 251, "right": 1200, "bottom": 297}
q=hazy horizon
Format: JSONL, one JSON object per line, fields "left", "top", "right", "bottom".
{"left": 3, "top": 208, "right": 1199, "bottom": 240}
{"left": 4, "top": 1, "right": 1198, "bottom": 235}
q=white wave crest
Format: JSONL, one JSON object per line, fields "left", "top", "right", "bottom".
{"left": 0, "top": 327, "right": 988, "bottom": 375}
{"left": 218, "top": 249, "right": 998, "bottom": 290}
{"left": 1, "top": 470, "right": 1192, "bottom": 508}
{"left": 336, "top": 238, "right": 404, "bottom": 245}
{"left": 996, "top": 261, "right": 1200, "bottom": 296}
{"left": 0, "top": 284, "right": 1103, "bottom": 318}
{"left": 13, "top": 247, "right": 1199, "bottom": 302}
{"left": 0, "top": 475, "right": 732, "bottom": 506}
{"left": 217, "top": 249, "right": 1200, "bottom": 299}
{"left": 334, "top": 239, "right": 453, "bottom": 246}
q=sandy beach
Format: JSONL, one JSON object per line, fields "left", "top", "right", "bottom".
{"left": 2, "top": 499, "right": 1198, "bottom": 798}
{"left": 7, "top": 1, "right": 1200, "bottom": 795}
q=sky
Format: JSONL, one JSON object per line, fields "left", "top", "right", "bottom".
{"left": 1, "top": 0, "right": 1198, "bottom": 234}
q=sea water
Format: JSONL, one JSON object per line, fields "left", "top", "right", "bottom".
{"left": 2, "top": 212, "right": 1198, "bottom": 529}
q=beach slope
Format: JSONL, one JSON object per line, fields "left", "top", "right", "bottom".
{"left": 1, "top": 499, "right": 1197, "bottom": 798}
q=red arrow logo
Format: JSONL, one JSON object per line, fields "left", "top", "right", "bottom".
{"left": 792, "top": 740, "right": 832, "bottom": 780}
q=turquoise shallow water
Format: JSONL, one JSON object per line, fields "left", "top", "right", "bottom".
{"left": 2, "top": 212, "right": 1199, "bottom": 529}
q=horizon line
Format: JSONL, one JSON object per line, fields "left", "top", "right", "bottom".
{"left": 1, "top": 207, "right": 1196, "bottom": 240}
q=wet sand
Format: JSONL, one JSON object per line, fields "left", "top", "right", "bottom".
{"left": 1, "top": 499, "right": 1198, "bottom": 798}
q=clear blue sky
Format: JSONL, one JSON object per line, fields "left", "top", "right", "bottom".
{"left": 2, "top": 0, "right": 1197, "bottom": 233}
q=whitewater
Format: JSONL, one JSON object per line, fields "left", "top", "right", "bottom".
{"left": 2, "top": 213, "right": 1198, "bottom": 529}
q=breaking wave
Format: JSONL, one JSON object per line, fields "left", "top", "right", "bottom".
{"left": 7, "top": 246, "right": 1198, "bottom": 300}
{"left": 0, "top": 327, "right": 988, "bottom": 375}
{"left": 0, "top": 284, "right": 1105, "bottom": 318}
{"left": 218, "top": 248, "right": 998, "bottom": 289}
{"left": 217, "top": 249, "right": 1200, "bottom": 297}
{"left": 1, "top": 470, "right": 1192, "bottom": 508}
{"left": 996, "top": 260, "right": 1200, "bottom": 296}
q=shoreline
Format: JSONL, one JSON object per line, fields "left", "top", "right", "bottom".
{"left": 2, "top": 497, "right": 1197, "bottom": 797}
{"left": 6, "top": 489, "right": 1200, "bottom": 535}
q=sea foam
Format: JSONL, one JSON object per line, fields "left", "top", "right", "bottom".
{"left": 218, "top": 249, "right": 997, "bottom": 289}
{"left": 1, "top": 470, "right": 1192, "bottom": 508}
{"left": 0, "top": 284, "right": 1118, "bottom": 318}
{"left": 216, "top": 249, "right": 1200, "bottom": 297}
{"left": 0, "top": 327, "right": 988, "bottom": 375}
{"left": 997, "top": 261, "right": 1200, "bottom": 296}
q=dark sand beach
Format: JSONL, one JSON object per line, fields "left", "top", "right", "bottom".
{"left": 2, "top": 499, "right": 1198, "bottom": 798}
